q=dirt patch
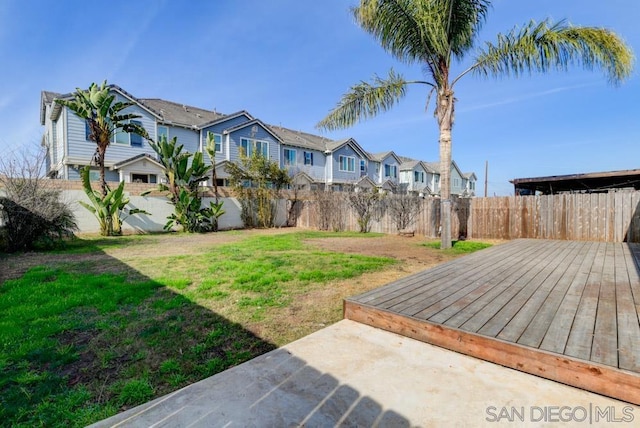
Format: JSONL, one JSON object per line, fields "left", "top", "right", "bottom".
{"left": 308, "top": 234, "right": 456, "bottom": 274}
{"left": 0, "top": 228, "right": 294, "bottom": 285}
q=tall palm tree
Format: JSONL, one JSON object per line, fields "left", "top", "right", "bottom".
{"left": 317, "top": 0, "right": 633, "bottom": 248}
{"left": 55, "top": 81, "right": 147, "bottom": 197}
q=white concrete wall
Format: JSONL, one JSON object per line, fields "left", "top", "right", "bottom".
{"left": 65, "top": 189, "right": 288, "bottom": 233}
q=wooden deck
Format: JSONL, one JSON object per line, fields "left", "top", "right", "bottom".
{"left": 344, "top": 239, "right": 640, "bottom": 404}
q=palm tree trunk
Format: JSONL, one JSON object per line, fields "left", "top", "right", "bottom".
{"left": 437, "top": 88, "right": 454, "bottom": 249}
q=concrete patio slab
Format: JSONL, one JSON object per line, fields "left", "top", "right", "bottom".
{"left": 91, "top": 320, "right": 638, "bottom": 427}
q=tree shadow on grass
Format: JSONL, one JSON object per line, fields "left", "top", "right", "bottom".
{"left": 1, "top": 235, "right": 415, "bottom": 427}
{"left": 0, "top": 242, "right": 276, "bottom": 427}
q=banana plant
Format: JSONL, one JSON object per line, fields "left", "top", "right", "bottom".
{"left": 205, "top": 200, "right": 226, "bottom": 232}
{"left": 150, "top": 135, "right": 220, "bottom": 232}
{"left": 78, "top": 166, "right": 149, "bottom": 236}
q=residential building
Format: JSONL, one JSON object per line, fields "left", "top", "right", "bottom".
{"left": 40, "top": 84, "right": 476, "bottom": 195}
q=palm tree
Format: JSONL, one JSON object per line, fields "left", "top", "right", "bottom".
{"left": 317, "top": 0, "right": 633, "bottom": 248}
{"left": 55, "top": 81, "right": 147, "bottom": 197}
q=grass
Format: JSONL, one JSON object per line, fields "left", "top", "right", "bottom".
{"left": 0, "top": 230, "right": 490, "bottom": 426}
{"left": 0, "top": 231, "right": 396, "bottom": 426}
{"left": 423, "top": 239, "right": 493, "bottom": 254}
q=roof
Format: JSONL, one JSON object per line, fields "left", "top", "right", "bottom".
{"left": 399, "top": 159, "right": 422, "bottom": 171}
{"left": 324, "top": 138, "right": 370, "bottom": 159}
{"left": 268, "top": 126, "right": 332, "bottom": 151}
{"left": 463, "top": 172, "right": 477, "bottom": 180}
{"left": 139, "top": 98, "right": 224, "bottom": 128}
{"left": 511, "top": 168, "right": 640, "bottom": 195}
{"left": 424, "top": 162, "right": 440, "bottom": 173}
{"left": 199, "top": 111, "right": 254, "bottom": 129}
{"left": 112, "top": 153, "right": 164, "bottom": 170}
{"left": 42, "top": 90, "right": 61, "bottom": 104}
{"left": 40, "top": 90, "right": 64, "bottom": 125}
{"left": 368, "top": 151, "right": 393, "bottom": 162}
{"left": 223, "top": 119, "right": 283, "bottom": 143}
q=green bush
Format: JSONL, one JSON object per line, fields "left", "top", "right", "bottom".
{"left": 0, "top": 191, "right": 77, "bottom": 252}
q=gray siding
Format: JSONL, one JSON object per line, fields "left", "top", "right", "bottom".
{"left": 282, "top": 146, "right": 325, "bottom": 181}
{"left": 55, "top": 115, "right": 65, "bottom": 172}
{"left": 228, "top": 125, "right": 280, "bottom": 164}
{"left": 331, "top": 145, "right": 364, "bottom": 183}
{"left": 378, "top": 154, "right": 400, "bottom": 185}
{"left": 66, "top": 101, "right": 157, "bottom": 166}
{"left": 168, "top": 126, "right": 200, "bottom": 154}
{"left": 451, "top": 167, "right": 464, "bottom": 195}
{"left": 200, "top": 116, "right": 253, "bottom": 165}
{"left": 368, "top": 161, "right": 380, "bottom": 183}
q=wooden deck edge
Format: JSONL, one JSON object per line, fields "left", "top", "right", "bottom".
{"left": 344, "top": 299, "right": 640, "bottom": 405}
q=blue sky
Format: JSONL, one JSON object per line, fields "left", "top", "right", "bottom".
{"left": 1, "top": 0, "right": 639, "bottom": 195}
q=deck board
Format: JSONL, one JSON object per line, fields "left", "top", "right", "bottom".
{"left": 564, "top": 242, "right": 605, "bottom": 361}
{"left": 410, "top": 240, "right": 544, "bottom": 320}
{"left": 497, "top": 241, "right": 585, "bottom": 347}
{"left": 532, "top": 241, "right": 597, "bottom": 351}
{"left": 616, "top": 244, "right": 640, "bottom": 371}
{"left": 344, "top": 239, "right": 640, "bottom": 405}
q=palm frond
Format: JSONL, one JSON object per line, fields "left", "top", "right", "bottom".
{"left": 353, "top": 0, "right": 489, "bottom": 82}
{"left": 471, "top": 19, "right": 634, "bottom": 85}
{"left": 316, "top": 69, "right": 410, "bottom": 131}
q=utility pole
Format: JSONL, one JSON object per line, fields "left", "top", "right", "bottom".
{"left": 484, "top": 160, "right": 488, "bottom": 198}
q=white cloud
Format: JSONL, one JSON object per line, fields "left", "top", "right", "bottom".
{"left": 0, "top": 95, "right": 12, "bottom": 110}
{"left": 109, "top": 1, "right": 167, "bottom": 81}
{"left": 458, "top": 82, "right": 598, "bottom": 113}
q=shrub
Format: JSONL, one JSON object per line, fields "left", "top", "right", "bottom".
{"left": 0, "top": 148, "right": 77, "bottom": 252}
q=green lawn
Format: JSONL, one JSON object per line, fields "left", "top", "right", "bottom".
{"left": 0, "top": 231, "right": 397, "bottom": 426}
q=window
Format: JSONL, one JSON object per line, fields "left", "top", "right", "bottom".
{"left": 207, "top": 132, "right": 222, "bottom": 152}
{"left": 131, "top": 173, "right": 157, "bottom": 184}
{"left": 384, "top": 164, "right": 397, "bottom": 178}
{"left": 453, "top": 178, "right": 460, "bottom": 187}
{"left": 112, "top": 120, "right": 144, "bottom": 146}
{"left": 414, "top": 171, "right": 424, "bottom": 183}
{"left": 360, "top": 160, "right": 367, "bottom": 175}
{"left": 339, "top": 155, "right": 355, "bottom": 172}
{"left": 157, "top": 125, "right": 169, "bottom": 142}
{"left": 130, "top": 120, "right": 143, "bottom": 147}
{"left": 85, "top": 120, "right": 91, "bottom": 141}
{"left": 304, "top": 151, "right": 314, "bottom": 166}
{"left": 284, "top": 148, "right": 296, "bottom": 166}
{"left": 241, "top": 138, "right": 268, "bottom": 157}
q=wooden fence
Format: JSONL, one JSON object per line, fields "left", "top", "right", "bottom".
{"left": 296, "top": 191, "right": 640, "bottom": 243}
{"left": 470, "top": 192, "right": 640, "bottom": 242}
{"left": 295, "top": 197, "right": 470, "bottom": 239}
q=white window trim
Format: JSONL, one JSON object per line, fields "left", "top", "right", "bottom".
{"left": 384, "top": 163, "right": 397, "bottom": 178}
{"left": 157, "top": 125, "right": 169, "bottom": 142}
{"left": 339, "top": 155, "right": 356, "bottom": 172}
{"left": 241, "top": 138, "right": 269, "bottom": 158}
{"left": 207, "top": 132, "right": 223, "bottom": 153}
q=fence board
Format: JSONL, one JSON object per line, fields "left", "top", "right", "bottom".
{"left": 467, "top": 192, "right": 640, "bottom": 243}
{"left": 296, "top": 191, "right": 640, "bottom": 243}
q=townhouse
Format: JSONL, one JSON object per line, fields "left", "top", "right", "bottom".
{"left": 40, "top": 84, "right": 476, "bottom": 196}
